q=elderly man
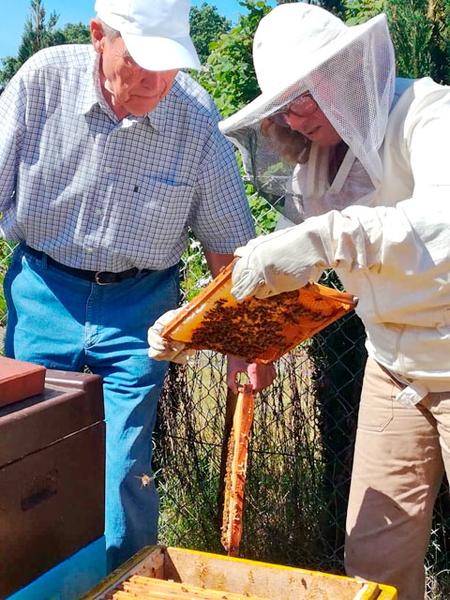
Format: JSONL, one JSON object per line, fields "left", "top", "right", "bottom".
{"left": 0, "top": 0, "right": 274, "bottom": 570}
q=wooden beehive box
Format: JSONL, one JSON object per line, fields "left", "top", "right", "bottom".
{"left": 0, "top": 370, "right": 105, "bottom": 598}
{"left": 84, "top": 546, "right": 397, "bottom": 600}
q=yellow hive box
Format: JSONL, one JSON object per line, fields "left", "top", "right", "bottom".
{"left": 83, "top": 546, "right": 397, "bottom": 600}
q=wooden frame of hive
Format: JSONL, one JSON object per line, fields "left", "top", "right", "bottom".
{"left": 221, "top": 384, "right": 254, "bottom": 557}
{"left": 162, "top": 262, "right": 358, "bottom": 363}
{"left": 82, "top": 545, "right": 397, "bottom": 600}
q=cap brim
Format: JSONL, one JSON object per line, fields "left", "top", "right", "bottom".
{"left": 122, "top": 32, "right": 201, "bottom": 71}
{"left": 220, "top": 14, "right": 385, "bottom": 135}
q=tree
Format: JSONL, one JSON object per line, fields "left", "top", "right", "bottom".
{"left": 427, "top": 0, "right": 449, "bottom": 83}
{"left": 387, "top": 0, "right": 449, "bottom": 83}
{"left": 51, "top": 22, "right": 91, "bottom": 46}
{"left": 0, "top": 57, "right": 20, "bottom": 86}
{"left": 189, "top": 3, "right": 231, "bottom": 64}
{"left": 16, "top": 0, "right": 58, "bottom": 67}
{"left": 0, "top": 1, "right": 91, "bottom": 85}
{"left": 0, "top": 0, "right": 58, "bottom": 84}
{"left": 197, "top": 0, "right": 272, "bottom": 117}
{"left": 345, "top": 0, "right": 385, "bottom": 23}
{"left": 345, "top": 0, "right": 449, "bottom": 84}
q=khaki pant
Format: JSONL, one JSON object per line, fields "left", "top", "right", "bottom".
{"left": 345, "top": 358, "right": 450, "bottom": 600}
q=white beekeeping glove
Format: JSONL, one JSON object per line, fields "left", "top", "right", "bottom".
{"left": 148, "top": 308, "right": 195, "bottom": 364}
{"left": 231, "top": 220, "right": 331, "bottom": 301}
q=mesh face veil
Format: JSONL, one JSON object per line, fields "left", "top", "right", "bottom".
{"left": 219, "top": 4, "right": 396, "bottom": 222}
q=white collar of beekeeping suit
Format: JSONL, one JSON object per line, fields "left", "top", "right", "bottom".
{"left": 220, "top": 3, "right": 396, "bottom": 201}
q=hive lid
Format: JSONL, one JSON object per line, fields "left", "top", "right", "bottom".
{"left": 0, "top": 356, "right": 46, "bottom": 407}
{"left": 163, "top": 262, "right": 357, "bottom": 363}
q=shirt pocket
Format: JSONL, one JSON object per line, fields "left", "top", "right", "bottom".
{"left": 115, "top": 176, "right": 194, "bottom": 239}
{"left": 357, "top": 360, "right": 397, "bottom": 432}
{"left": 357, "top": 388, "right": 395, "bottom": 432}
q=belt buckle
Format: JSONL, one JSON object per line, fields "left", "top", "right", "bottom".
{"left": 95, "top": 271, "right": 113, "bottom": 285}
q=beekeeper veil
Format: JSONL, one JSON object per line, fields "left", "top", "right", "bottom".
{"left": 219, "top": 3, "right": 396, "bottom": 222}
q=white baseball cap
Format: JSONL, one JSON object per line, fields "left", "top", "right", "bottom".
{"left": 94, "top": 0, "right": 201, "bottom": 71}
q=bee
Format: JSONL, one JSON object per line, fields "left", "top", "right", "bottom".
{"left": 135, "top": 473, "right": 154, "bottom": 489}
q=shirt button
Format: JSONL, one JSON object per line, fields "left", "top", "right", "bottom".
{"left": 85, "top": 247, "right": 94, "bottom": 253}
{"left": 105, "top": 166, "right": 112, "bottom": 173}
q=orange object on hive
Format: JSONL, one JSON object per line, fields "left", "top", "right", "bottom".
{"left": 0, "top": 356, "right": 46, "bottom": 407}
{"left": 162, "top": 261, "right": 357, "bottom": 363}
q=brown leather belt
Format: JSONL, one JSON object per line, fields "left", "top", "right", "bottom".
{"left": 23, "top": 245, "right": 153, "bottom": 285}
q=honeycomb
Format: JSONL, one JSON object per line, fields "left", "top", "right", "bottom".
{"left": 162, "top": 262, "right": 357, "bottom": 363}
{"left": 221, "top": 384, "right": 254, "bottom": 557}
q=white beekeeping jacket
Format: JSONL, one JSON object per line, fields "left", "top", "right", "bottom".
{"left": 220, "top": 4, "right": 450, "bottom": 404}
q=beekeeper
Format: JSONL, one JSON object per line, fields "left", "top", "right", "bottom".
{"left": 218, "top": 4, "right": 449, "bottom": 599}
{"left": 149, "top": 2, "right": 449, "bottom": 596}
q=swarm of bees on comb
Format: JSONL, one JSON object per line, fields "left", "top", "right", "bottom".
{"left": 161, "top": 261, "right": 357, "bottom": 558}
{"left": 162, "top": 262, "right": 357, "bottom": 364}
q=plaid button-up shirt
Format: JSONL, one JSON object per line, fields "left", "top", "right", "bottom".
{"left": 0, "top": 45, "right": 254, "bottom": 271}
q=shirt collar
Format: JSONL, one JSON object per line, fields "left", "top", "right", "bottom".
{"left": 146, "top": 98, "right": 170, "bottom": 133}
{"left": 75, "top": 50, "right": 101, "bottom": 116}
{"left": 146, "top": 75, "right": 182, "bottom": 133}
{"left": 75, "top": 52, "right": 123, "bottom": 123}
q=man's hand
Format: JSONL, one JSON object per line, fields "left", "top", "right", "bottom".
{"left": 227, "top": 355, "right": 276, "bottom": 392}
{"left": 148, "top": 308, "right": 195, "bottom": 364}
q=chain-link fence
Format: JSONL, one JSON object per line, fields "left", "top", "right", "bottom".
{"left": 1, "top": 195, "right": 449, "bottom": 598}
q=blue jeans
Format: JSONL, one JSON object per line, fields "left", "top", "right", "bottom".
{"left": 3, "top": 245, "right": 179, "bottom": 570}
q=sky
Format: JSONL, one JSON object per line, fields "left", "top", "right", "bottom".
{"left": 0, "top": 0, "right": 276, "bottom": 59}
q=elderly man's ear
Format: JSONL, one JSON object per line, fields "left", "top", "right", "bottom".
{"left": 90, "top": 19, "right": 107, "bottom": 52}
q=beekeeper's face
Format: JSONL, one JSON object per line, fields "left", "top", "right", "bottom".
{"left": 271, "top": 92, "right": 342, "bottom": 147}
